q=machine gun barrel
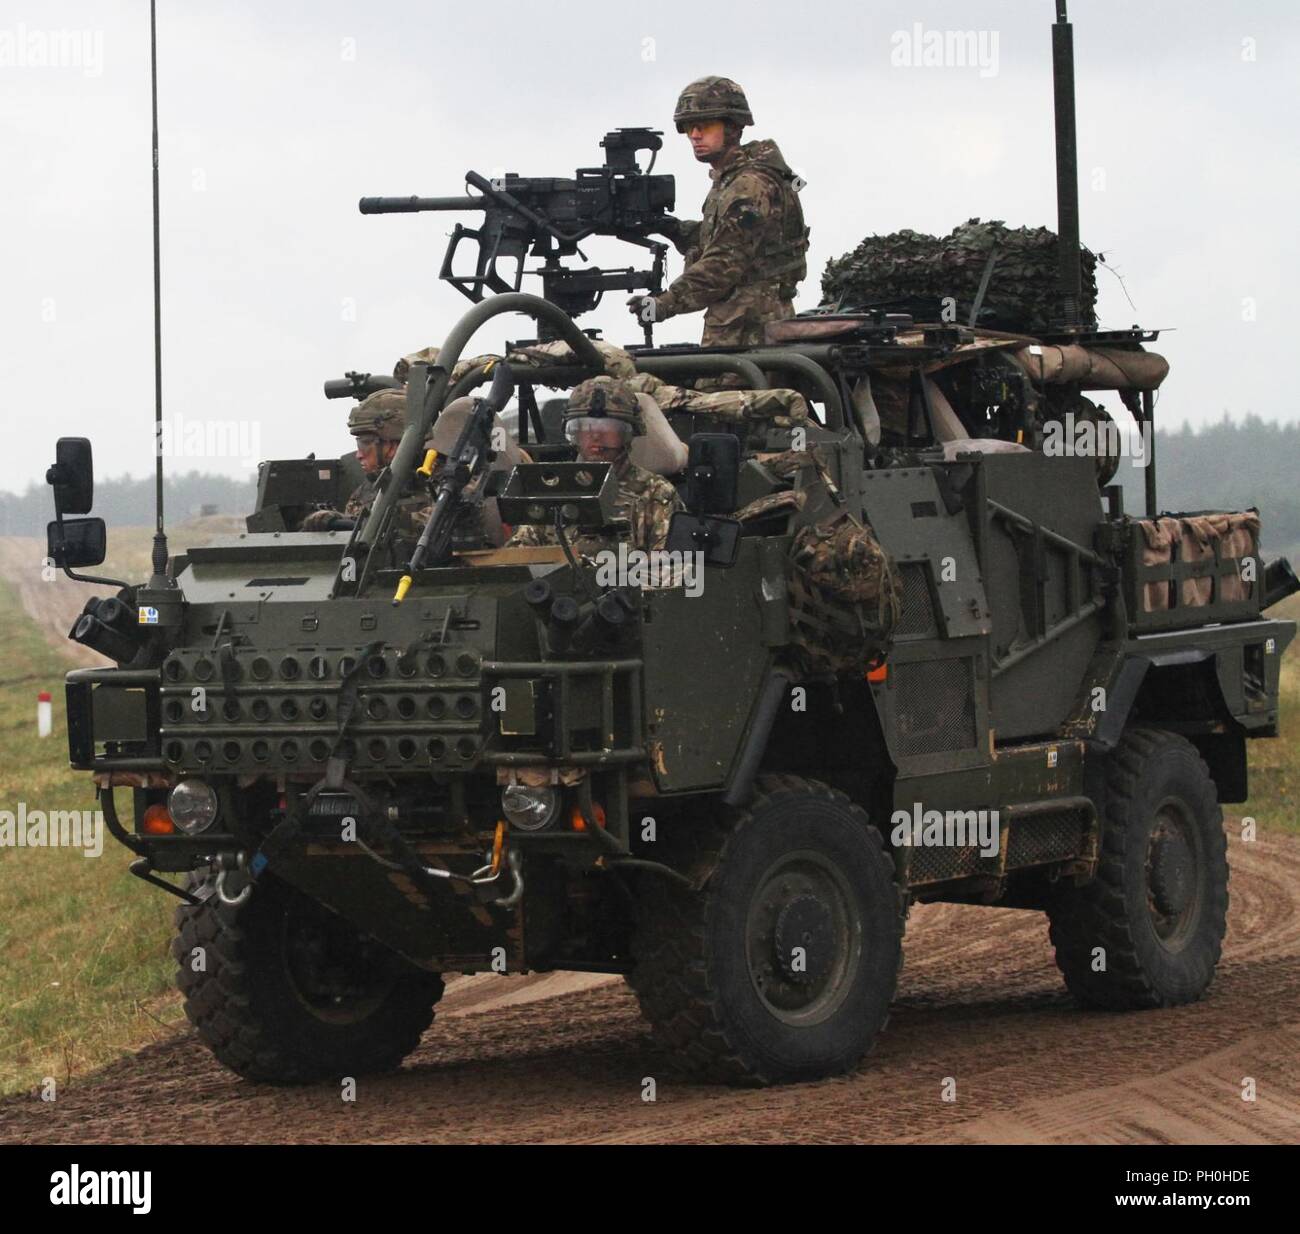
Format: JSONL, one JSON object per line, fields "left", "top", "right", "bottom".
{"left": 359, "top": 195, "right": 487, "bottom": 214}
{"left": 322, "top": 372, "right": 401, "bottom": 400}
{"left": 358, "top": 130, "right": 674, "bottom": 331}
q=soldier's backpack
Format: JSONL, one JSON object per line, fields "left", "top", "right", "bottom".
{"left": 786, "top": 510, "right": 902, "bottom": 675}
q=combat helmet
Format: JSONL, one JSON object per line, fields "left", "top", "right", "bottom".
{"left": 673, "top": 76, "right": 753, "bottom": 133}
{"left": 562, "top": 377, "right": 644, "bottom": 434}
{"left": 348, "top": 388, "right": 408, "bottom": 442}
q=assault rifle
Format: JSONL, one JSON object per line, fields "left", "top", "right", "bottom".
{"left": 360, "top": 128, "right": 675, "bottom": 343}
{"left": 391, "top": 360, "right": 516, "bottom": 604}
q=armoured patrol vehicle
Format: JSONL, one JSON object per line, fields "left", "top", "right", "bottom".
{"left": 47, "top": 5, "right": 1297, "bottom": 1084}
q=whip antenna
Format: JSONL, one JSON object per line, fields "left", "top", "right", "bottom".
{"left": 147, "top": 0, "right": 172, "bottom": 588}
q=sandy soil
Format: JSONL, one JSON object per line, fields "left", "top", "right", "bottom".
{"left": 2, "top": 828, "right": 1296, "bottom": 1145}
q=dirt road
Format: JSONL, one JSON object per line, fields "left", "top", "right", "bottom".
{"left": 3, "top": 828, "right": 1297, "bottom": 1145}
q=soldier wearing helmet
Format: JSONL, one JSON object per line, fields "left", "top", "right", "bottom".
{"left": 300, "top": 389, "right": 427, "bottom": 533}
{"left": 627, "top": 76, "right": 809, "bottom": 348}
{"left": 508, "top": 376, "right": 683, "bottom": 555}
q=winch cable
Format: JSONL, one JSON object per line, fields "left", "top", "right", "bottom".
{"left": 324, "top": 639, "right": 384, "bottom": 789}
{"left": 249, "top": 642, "right": 517, "bottom": 902}
{"left": 555, "top": 511, "right": 597, "bottom": 600}
{"left": 251, "top": 640, "right": 383, "bottom": 876}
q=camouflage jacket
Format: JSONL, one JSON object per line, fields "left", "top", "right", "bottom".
{"left": 508, "top": 459, "right": 683, "bottom": 556}
{"left": 656, "top": 140, "right": 809, "bottom": 344}
{"left": 301, "top": 480, "right": 429, "bottom": 537}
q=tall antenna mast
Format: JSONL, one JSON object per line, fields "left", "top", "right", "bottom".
{"left": 148, "top": 0, "right": 172, "bottom": 588}
{"left": 1052, "top": 0, "right": 1083, "bottom": 331}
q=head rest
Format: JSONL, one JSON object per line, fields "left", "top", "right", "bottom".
{"left": 628, "top": 393, "right": 689, "bottom": 476}
{"left": 424, "top": 396, "right": 526, "bottom": 473}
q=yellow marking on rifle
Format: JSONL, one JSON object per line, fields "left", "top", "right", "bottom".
{"left": 417, "top": 449, "right": 438, "bottom": 478}
{"left": 392, "top": 574, "right": 413, "bottom": 606}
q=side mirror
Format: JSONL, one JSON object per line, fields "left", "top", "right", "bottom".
{"left": 47, "top": 518, "right": 108, "bottom": 568}
{"left": 684, "top": 434, "right": 740, "bottom": 514}
{"left": 46, "top": 438, "right": 95, "bottom": 515}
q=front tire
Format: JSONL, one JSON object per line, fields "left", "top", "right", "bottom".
{"left": 1047, "top": 727, "right": 1228, "bottom": 1009}
{"left": 172, "top": 871, "right": 444, "bottom": 1084}
{"left": 627, "top": 776, "right": 903, "bottom": 1085}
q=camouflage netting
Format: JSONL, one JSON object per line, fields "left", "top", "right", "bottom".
{"left": 821, "top": 218, "right": 1098, "bottom": 335}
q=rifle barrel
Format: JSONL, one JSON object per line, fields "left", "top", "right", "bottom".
{"left": 359, "top": 195, "right": 487, "bottom": 214}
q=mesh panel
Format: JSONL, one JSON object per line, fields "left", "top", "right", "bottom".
{"left": 1005, "top": 810, "right": 1088, "bottom": 869}
{"left": 894, "top": 658, "right": 977, "bottom": 754}
{"left": 907, "top": 843, "right": 994, "bottom": 884}
{"left": 902, "top": 807, "right": 1090, "bottom": 885}
{"left": 895, "top": 563, "right": 938, "bottom": 638}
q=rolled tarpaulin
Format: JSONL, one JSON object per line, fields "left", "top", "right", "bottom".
{"left": 1007, "top": 344, "right": 1169, "bottom": 390}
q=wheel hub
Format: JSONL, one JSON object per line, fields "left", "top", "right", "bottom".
{"left": 1149, "top": 827, "right": 1194, "bottom": 917}
{"left": 745, "top": 851, "right": 859, "bottom": 1025}
{"left": 284, "top": 903, "right": 395, "bottom": 1022}
{"left": 773, "top": 895, "right": 834, "bottom": 986}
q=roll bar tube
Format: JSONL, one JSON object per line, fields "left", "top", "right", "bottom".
{"left": 358, "top": 293, "right": 606, "bottom": 549}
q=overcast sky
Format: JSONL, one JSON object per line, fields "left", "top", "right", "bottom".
{"left": 2, "top": 0, "right": 1298, "bottom": 494}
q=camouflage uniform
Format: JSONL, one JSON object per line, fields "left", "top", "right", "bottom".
{"left": 653, "top": 78, "right": 809, "bottom": 347}
{"left": 302, "top": 389, "right": 428, "bottom": 536}
{"left": 500, "top": 337, "right": 812, "bottom": 428}
{"left": 507, "top": 377, "right": 683, "bottom": 556}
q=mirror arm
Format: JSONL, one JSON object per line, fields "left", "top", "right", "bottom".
{"left": 62, "top": 564, "right": 135, "bottom": 593}
{"left": 49, "top": 509, "right": 133, "bottom": 593}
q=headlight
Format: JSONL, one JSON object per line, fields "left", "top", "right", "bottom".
{"left": 501, "top": 785, "right": 559, "bottom": 832}
{"left": 168, "top": 779, "right": 219, "bottom": 835}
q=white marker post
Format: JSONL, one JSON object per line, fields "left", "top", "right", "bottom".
{"left": 37, "top": 691, "right": 53, "bottom": 738}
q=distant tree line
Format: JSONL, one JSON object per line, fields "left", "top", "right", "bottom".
{"left": 1115, "top": 414, "right": 1300, "bottom": 554}
{"left": 0, "top": 471, "right": 257, "bottom": 537}
{"left": 1, "top": 415, "right": 1297, "bottom": 554}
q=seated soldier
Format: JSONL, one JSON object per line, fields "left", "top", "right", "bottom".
{"left": 301, "top": 389, "right": 426, "bottom": 534}
{"left": 508, "top": 376, "right": 684, "bottom": 555}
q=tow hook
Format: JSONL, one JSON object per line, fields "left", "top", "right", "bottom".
{"left": 492, "top": 848, "right": 525, "bottom": 909}
{"left": 417, "top": 822, "right": 523, "bottom": 908}
{"left": 471, "top": 824, "right": 525, "bottom": 908}
{"left": 215, "top": 852, "right": 252, "bottom": 907}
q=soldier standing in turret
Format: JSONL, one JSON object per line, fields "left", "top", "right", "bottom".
{"left": 628, "top": 76, "right": 809, "bottom": 347}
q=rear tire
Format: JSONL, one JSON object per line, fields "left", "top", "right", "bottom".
{"left": 627, "top": 775, "right": 903, "bottom": 1085}
{"left": 172, "top": 871, "right": 444, "bottom": 1084}
{"left": 1046, "top": 727, "right": 1228, "bottom": 1009}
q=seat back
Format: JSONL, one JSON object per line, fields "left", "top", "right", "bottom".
{"left": 629, "top": 393, "right": 689, "bottom": 476}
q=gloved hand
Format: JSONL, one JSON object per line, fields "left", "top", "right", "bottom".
{"left": 626, "top": 294, "right": 661, "bottom": 324}
{"left": 300, "top": 508, "right": 345, "bottom": 532}
{"left": 647, "top": 215, "right": 683, "bottom": 242}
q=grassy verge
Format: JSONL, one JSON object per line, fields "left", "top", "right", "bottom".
{"left": 0, "top": 579, "right": 180, "bottom": 1098}
{"left": 1239, "top": 592, "right": 1300, "bottom": 834}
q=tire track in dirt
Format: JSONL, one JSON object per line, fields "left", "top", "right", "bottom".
{"left": 2, "top": 829, "right": 1295, "bottom": 1145}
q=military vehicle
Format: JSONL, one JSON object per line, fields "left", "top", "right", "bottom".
{"left": 48, "top": 4, "right": 1297, "bottom": 1085}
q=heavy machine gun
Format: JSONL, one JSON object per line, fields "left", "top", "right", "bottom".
{"left": 360, "top": 128, "right": 675, "bottom": 342}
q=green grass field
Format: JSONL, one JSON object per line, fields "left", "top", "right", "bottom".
{"left": 0, "top": 562, "right": 180, "bottom": 1097}
{"left": 0, "top": 554, "right": 1295, "bottom": 1097}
